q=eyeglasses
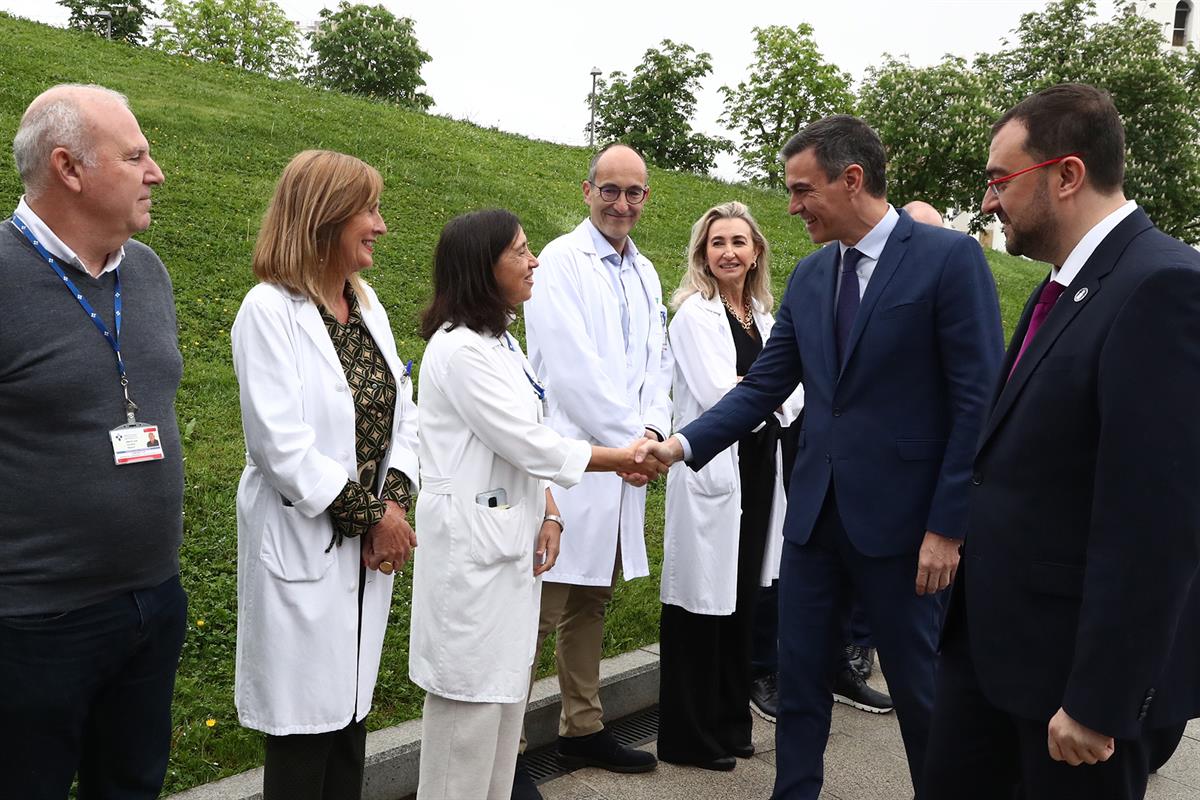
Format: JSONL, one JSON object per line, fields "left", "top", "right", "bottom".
{"left": 589, "top": 181, "right": 648, "bottom": 204}
{"left": 986, "top": 153, "right": 1080, "bottom": 199}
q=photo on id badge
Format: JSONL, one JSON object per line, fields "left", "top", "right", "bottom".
{"left": 109, "top": 424, "right": 165, "bottom": 465}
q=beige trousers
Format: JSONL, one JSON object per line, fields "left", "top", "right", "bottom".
{"left": 521, "top": 554, "right": 620, "bottom": 749}
{"left": 417, "top": 693, "right": 524, "bottom": 800}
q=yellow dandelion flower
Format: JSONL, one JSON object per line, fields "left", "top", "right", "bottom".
{"left": 206, "top": 719, "right": 216, "bottom": 728}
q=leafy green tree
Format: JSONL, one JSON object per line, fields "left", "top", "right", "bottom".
{"left": 858, "top": 0, "right": 1200, "bottom": 241}
{"left": 719, "top": 24, "right": 855, "bottom": 185}
{"left": 977, "top": 0, "right": 1200, "bottom": 242}
{"left": 59, "top": 0, "right": 154, "bottom": 45}
{"left": 591, "top": 39, "right": 729, "bottom": 174}
{"left": 153, "top": 0, "right": 301, "bottom": 79}
{"left": 306, "top": 2, "right": 432, "bottom": 110}
{"left": 858, "top": 55, "right": 994, "bottom": 219}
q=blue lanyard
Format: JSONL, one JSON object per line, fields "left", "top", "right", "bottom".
{"left": 504, "top": 333, "right": 546, "bottom": 401}
{"left": 11, "top": 215, "right": 139, "bottom": 423}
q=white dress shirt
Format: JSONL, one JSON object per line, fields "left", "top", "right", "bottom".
{"left": 14, "top": 196, "right": 125, "bottom": 275}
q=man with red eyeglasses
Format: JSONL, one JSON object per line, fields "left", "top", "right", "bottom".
{"left": 923, "top": 83, "right": 1200, "bottom": 799}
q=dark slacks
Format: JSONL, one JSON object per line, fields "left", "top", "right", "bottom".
{"left": 924, "top": 600, "right": 1182, "bottom": 800}
{"left": 263, "top": 719, "right": 368, "bottom": 800}
{"left": 658, "top": 519, "right": 769, "bottom": 762}
{"left": 773, "top": 489, "right": 944, "bottom": 800}
{"left": 659, "top": 426, "right": 776, "bottom": 762}
{"left": 0, "top": 574, "right": 188, "bottom": 800}
{"left": 752, "top": 579, "right": 779, "bottom": 678}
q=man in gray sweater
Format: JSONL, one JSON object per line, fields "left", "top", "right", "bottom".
{"left": 0, "top": 84, "right": 185, "bottom": 799}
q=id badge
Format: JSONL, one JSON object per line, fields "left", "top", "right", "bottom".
{"left": 109, "top": 422, "right": 165, "bottom": 465}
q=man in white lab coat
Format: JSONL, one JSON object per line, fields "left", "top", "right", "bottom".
{"left": 518, "top": 143, "right": 672, "bottom": 791}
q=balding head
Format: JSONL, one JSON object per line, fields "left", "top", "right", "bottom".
{"left": 13, "top": 84, "right": 130, "bottom": 198}
{"left": 903, "top": 200, "right": 944, "bottom": 227}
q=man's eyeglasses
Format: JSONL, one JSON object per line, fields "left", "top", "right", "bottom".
{"left": 589, "top": 181, "right": 648, "bottom": 204}
{"left": 986, "top": 153, "right": 1080, "bottom": 199}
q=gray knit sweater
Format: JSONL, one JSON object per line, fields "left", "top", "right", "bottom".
{"left": 0, "top": 222, "right": 184, "bottom": 615}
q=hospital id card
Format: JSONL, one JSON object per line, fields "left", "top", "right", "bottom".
{"left": 109, "top": 423, "right": 165, "bottom": 465}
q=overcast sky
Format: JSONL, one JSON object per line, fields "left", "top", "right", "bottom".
{"left": 5, "top": 0, "right": 1120, "bottom": 178}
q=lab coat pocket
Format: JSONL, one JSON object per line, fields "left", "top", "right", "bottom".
{"left": 686, "top": 450, "right": 738, "bottom": 497}
{"left": 259, "top": 504, "right": 336, "bottom": 582}
{"left": 457, "top": 497, "right": 530, "bottom": 566}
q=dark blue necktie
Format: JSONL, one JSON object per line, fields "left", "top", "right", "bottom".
{"left": 835, "top": 247, "right": 864, "bottom": 364}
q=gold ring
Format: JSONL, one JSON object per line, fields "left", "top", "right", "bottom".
{"left": 379, "top": 561, "right": 395, "bottom": 575}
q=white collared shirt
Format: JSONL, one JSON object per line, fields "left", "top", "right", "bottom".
{"left": 834, "top": 205, "right": 900, "bottom": 304}
{"left": 13, "top": 196, "right": 125, "bottom": 276}
{"left": 1051, "top": 200, "right": 1138, "bottom": 289}
{"left": 583, "top": 217, "right": 649, "bottom": 388}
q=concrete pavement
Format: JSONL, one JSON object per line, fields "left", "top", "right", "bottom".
{"left": 537, "top": 669, "right": 1200, "bottom": 800}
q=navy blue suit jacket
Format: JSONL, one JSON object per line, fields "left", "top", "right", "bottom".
{"left": 681, "top": 211, "right": 1004, "bottom": 558}
{"left": 958, "top": 208, "right": 1200, "bottom": 739}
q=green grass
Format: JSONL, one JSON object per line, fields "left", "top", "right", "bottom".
{"left": 0, "top": 12, "right": 1044, "bottom": 793}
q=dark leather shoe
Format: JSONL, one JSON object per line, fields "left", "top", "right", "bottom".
{"left": 832, "top": 666, "right": 893, "bottom": 713}
{"left": 557, "top": 729, "right": 657, "bottom": 773}
{"left": 845, "top": 644, "right": 874, "bottom": 680}
{"left": 749, "top": 672, "right": 778, "bottom": 723}
{"left": 660, "top": 754, "right": 737, "bottom": 771}
{"left": 730, "top": 743, "right": 755, "bottom": 758}
{"left": 511, "top": 755, "right": 543, "bottom": 800}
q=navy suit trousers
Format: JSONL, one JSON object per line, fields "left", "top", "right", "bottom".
{"left": 774, "top": 489, "right": 945, "bottom": 800}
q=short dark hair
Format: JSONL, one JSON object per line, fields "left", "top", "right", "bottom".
{"left": 587, "top": 141, "right": 647, "bottom": 183}
{"left": 992, "top": 83, "right": 1125, "bottom": 192}
{"left": 780, "top": 115, "right": 887, "bottom": 198}
{"left": 420, "top": 208, "right": 521, "bottom": 340}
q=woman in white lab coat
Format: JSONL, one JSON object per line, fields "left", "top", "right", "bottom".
{"left": 410, "top": 209, "right": 663, "bottom": 800}
{"left": 657, "top": 201, "right": 803, "bottom": 770}
{"left": 231, "top": 151, "right": 419, "bottom": 800}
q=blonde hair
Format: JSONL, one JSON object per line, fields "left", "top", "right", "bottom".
{"left": 252, "top": 150, "right": 383, "bottom": 307}
{"left": 671, "top": 201, "right": 772, "bottom": 311}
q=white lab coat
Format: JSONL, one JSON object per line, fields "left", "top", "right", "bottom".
{"left": 231, "top": 282, "right": 419, "bottom": 735}
{"left": 523, "top": 221, "right": 672, "bottom": 585}
{"left": 409, "top": 324, "right": 591, "bottom": 702}
{"left": 661, "top": 292, "right": 804, "bottom": 615}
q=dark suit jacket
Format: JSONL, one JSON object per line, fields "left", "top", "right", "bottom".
{"left": 681, "top": 210, "right": 1004, "bottom": 557}
{"left": 960, "top": 207, "right": 1200, "bottom": 739}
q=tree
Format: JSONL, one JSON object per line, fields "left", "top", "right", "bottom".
{"left": 590, "top": 40, "right": 729, "bottom": 174}
{"left": 977, "top": 0, "right": 1200, "bottom": 242}
{"left": 153, "top": 0, "right": 302, "bottom": 79}
{"left": 719, "top": 24, "right": 855, "bottom": 185}
{"left": 858, "top": 55, "right": 994, "bottom": 219}
{"left": 858, "top": 0, "right": 1200, "bottom": 241}
{"left": 306, "top": 3, "right": 432, "bottom": 110}
{"left": 59, "top": 0, "right": 154, "bottom": 45}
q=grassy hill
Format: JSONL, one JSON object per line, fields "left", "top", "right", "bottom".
{"left": 0, "top": 12, "right": 1044, "bottom": 793}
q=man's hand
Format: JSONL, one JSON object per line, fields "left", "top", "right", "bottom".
{"left": 616, "top": 429, "right": 664, "bottom": 485}
{"left": 634, "top": 436, "right": 684, "bottom": 470}
{"left": 617, "top": 439, "right": 669, "bottom": 486}
{"left": 533, "top": 518, "right": 563, "bottom": 576}
{"left": 915, "top": 530, "right": 960, "bottom": 595}
{"left": 362, "top": 501, "right": 416, "bottom": 572}
{"left": 1048, "top": 708, "right": 1115, "bottom": 766}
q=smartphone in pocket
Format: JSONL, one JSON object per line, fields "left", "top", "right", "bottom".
{"left": 474, "top": 488, "right": 508, "bottom": 508}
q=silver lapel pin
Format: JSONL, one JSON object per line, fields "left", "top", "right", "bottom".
{"left": 1074, "top": 287, "right": 1088, "bottom": 302}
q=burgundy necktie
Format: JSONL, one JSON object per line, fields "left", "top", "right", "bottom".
{"left": 1008, "top": 279, "right": 1067, "bottom": 379}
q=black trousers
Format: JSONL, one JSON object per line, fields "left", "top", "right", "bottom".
{"left": 0, "top": 575, "right": 187, "bottom": 800}
{"left": 658, "top": 430, "right": 776, "bottom": 762}
{"left": 263, "top": 718, "right": 368, "bottom": 800}
{"left": 924, "top": 606, "right": 1183, "bottom": 800}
